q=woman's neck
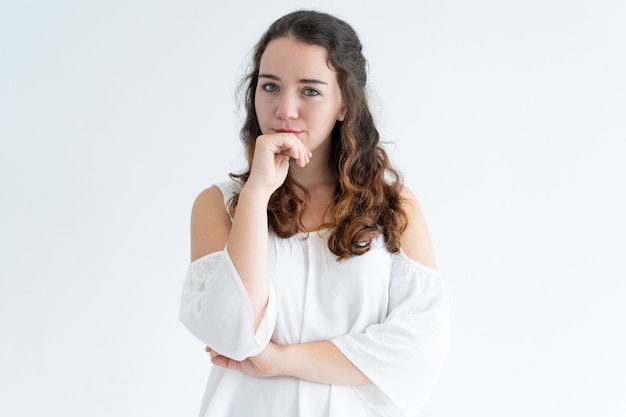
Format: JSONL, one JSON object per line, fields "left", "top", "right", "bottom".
{"left": 289, "top": 159, "right": 336, "bottom": 194}
{"left": 288, "top": 138, "right": 336, "bottom": 191}
{"left": 288, "top": 152, "right": 337, "bottom": 231}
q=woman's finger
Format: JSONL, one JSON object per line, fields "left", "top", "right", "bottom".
{"left": 205, "top": 347, "right": 220, "bottom": 359}
{"left": 210, "top": 354, "right": 229, "bottom": 368}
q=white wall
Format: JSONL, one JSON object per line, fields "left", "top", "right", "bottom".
{"left": 1, "top": 0, "right": 624, "bottom": 416}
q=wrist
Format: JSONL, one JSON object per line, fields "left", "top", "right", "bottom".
{"left": 240, "top": 182, "right": 274, "bottom": 203}
{"left": 270, "top": 343, "right": 288, "bottom": 378}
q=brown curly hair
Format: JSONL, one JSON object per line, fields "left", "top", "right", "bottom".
{"left": 229, "top": 10, "right": 409, "bottom": 260}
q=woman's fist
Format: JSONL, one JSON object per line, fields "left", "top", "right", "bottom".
{"left": 245, "top": 133, "right": 311, "bottom": 195}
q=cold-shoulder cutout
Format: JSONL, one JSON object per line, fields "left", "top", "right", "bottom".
{"left": 190, "top": 185, "right": 232, "bottom": 262}
{"left": 398, "top": 185, "right": 438, "bottom": 270}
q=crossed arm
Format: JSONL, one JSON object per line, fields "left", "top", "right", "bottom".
{"left": 207, "top": 340, "right": 371, "bottom": 385}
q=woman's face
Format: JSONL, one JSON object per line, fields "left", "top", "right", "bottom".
{"left": 254, "top": 37, "right": 347, "bottom": 156}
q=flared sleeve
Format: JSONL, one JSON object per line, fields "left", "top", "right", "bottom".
{"left": 331, "top": 252, "right": 450, "bottom": 417}
{"left": 179, "top": 250, "right": 277, "bottom": 361}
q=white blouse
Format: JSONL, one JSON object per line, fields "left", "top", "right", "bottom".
{"left": 179, "top": 180, "right": 450, "bottom": 417}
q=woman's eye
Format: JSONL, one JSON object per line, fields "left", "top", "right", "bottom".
{"left": 262, "top": 83, "right": 278, "bottom": 92}
{"left": 303, "top": 88, "right": 320, "bottom": 97}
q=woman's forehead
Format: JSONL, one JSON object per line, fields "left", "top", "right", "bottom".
{"left": 259, "top": 38, "right": 334, "bottom": 76}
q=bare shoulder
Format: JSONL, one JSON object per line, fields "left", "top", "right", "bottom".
{"left": 398, "top": 185, "right": 438, "bottom": 270}
{"left": 190, "top": 186, "right": 232, "bottom": 262}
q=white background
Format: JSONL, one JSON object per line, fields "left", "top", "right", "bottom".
{"left": 1, "top": 0, "right": 624, "bottom": 416}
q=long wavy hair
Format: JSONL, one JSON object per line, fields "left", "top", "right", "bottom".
{"left": 229, "top": 10, "right": 409, "bottom": 260}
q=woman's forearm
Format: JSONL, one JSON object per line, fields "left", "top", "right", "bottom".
{"left": 275, "top": 341, "right": 372, "bottom": 385}
{"left": 227, "top": 186, "right": 272, "bottom": 332}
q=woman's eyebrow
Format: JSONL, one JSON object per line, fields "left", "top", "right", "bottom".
{"left": 299, "top": 78, "right": 328, "bottom": 85}
{"left": 258, "top": 73, "right": 280, "bottom": 81}
{"left": 258, "top": 73, "right": 328, "bottom": 85}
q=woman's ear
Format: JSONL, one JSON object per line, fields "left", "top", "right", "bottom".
{"left": 338, "top": 105, "right": 347, "bottom": 121}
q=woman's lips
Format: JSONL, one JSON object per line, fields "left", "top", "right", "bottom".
{"left": 274, "top": 128, "right": 302, "bottom": 136}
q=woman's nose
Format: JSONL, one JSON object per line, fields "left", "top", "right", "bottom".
{"left": 275, "top": 92, "right": 299, "bottom": 120}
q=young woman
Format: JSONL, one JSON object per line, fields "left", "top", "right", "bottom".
{"left": 180, "top": 10, "right": 449, "bottom": 417}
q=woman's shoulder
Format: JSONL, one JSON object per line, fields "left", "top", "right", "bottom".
{"left": 393, "top": 183, "right": 421, "bottom": 224}
{"left": 214, "top": 178, "right": 244, "bottom": 204}
{"left": 194, "top": 178, "right": 243, "bottom": 208}
{"left": 395, "top": 184, "right": 438, "bottom": 271}
{"left": 396, "top": 183, "right": 418, "bottom": 204}
{"left": 190, "top": 179, "right": 241, "bottom": 261}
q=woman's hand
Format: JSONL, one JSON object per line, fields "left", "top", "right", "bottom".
{"left": 245, "top": 133, "right": 312, "bottom": 196}
{"left": 206, "top": 342, "right": 282, "bottom": 378}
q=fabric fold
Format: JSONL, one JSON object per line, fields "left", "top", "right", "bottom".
{"left": 331, "top": 253, "right": 450, "bottom": 417}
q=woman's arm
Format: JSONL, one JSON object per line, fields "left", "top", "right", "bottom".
{"left": 184, "top": 133, "right": 310, "bottom": 359}
{"left": 224, "top": 186, "right": 273, "bottom": 332}
{"left": 191, "top": 133, "right": 311, "bottom": 332}
{"left": 277, "top": 341, "right": 372, "bottom": 385}
{"left": 225, "top": 133, "right": 311, "bottom": 331}
{"left": 183, "top": 185, "right": 278, "bottom": 360}
{"left": 208, "top": 340, "right": 371, "bottom": 385}
{"left": 191, "top": 174, "right": 273, "bottom": 334}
